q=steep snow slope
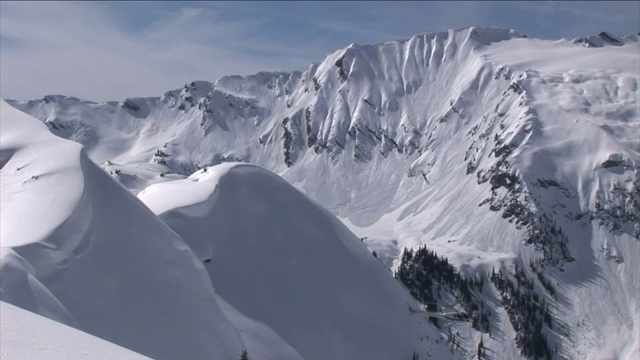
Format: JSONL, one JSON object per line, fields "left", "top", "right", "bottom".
{"left": 5, "top": 26, "right": 640, "bottom": 359}
{"left": 138, "top": 162, "right": 456, "bottom": 360}
{"left": 0, "top": 301, "right": 150, "bottom": 359}
{"left": 0, "top": 100, "right": 244, "bottom": 360}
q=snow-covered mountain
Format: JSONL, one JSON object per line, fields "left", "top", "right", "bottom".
{"left": 138, "top": 162, "right": 454, "bottom": 360}
{"left": 0, "top": 100, "right": 244, "bottom": 359}
{"left": 2, "top": 26, "right": 639, "bottom": 359}
{"left": 0, "top": 100, "right": 454, "bottom": 359}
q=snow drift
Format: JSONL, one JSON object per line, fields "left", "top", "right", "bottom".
{"left": 0, "top": 301, "right": 149, "bottom": 359}
{"left": 0, "top": 100, "right": 244, "bottom": 360}
{"left": 0, "top": 99, "right": 454, "bottom": 359}
{"left": 138, "top": 162, "right": 455, "bottom": 360}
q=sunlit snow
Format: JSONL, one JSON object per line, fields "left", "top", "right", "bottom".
{"left": 2, "top": 26, "right": 639, "bottom": 359}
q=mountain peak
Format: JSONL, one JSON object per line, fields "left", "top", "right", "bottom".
{"left": 463, "top": 25, "right": 526, "bottom": 44}
{"left": 3, "top": 26, "right": 639, "bottom": 359}
{"left": 570, "top": 30, "right": 638, "bottom": 47}
{"left": 138, "top": 162, "right": 453, "bottom": 360}
{"left": 341, "top": 26, "right": 525, "bottom": 55}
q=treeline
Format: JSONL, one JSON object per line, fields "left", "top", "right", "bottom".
{"left": 397, "top": 246, "right": 559, "bottom": 359}
{"left": 490, "top": 263, "right": 553, "bottom": 359}
{"left": 395, "top": 246, "right": 490, "bottom": 332}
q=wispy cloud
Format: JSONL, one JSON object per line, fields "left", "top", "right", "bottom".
{"left": 1, "top": 1, "right": 637, "bottom": 102}
{"left": 361, "top": 1, "right": 498, "bottom": 37}
{"left": 508, "top": 1, "right": 639, "bottom": 39}
{"left": 0, "top": 2, "right": 323, "bottom": 101}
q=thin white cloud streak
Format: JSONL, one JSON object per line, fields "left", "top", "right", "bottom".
{"left": 505, "top": 1, "right": 639, "bottom": 38}
{"left": 361, "top": 2, "right": 499, "bottom": 38}
{"left": 1, "top": 1, "right": 637, "bottom": 102}
{"left": 0, "top": 2, "right": 321, "bottom": 102}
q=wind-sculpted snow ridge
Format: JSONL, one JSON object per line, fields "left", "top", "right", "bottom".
{"left": 138, "top": 162, "right": 457, "bottom": 360}
{"left": 1, "top": 301, "right": 150, "bottom": 359}
{"left": 0, "top": 101, "right": 245, "bottom": 360}
{"left": 4, "top": 26, "right": 640, "bottom": 359}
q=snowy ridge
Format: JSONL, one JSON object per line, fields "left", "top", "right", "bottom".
{"left": 139, "top": 162, "right": 456, "bottom": 360}
{"left": 3, "top": 26, "right": 640, "bottom": 359}
{"left": 569, "top": 31, "right": 639, "bottom": 48}
{"left": 0, "top": 100, "right": 454, "bottom": 359}
{"left": 1, "top": 301, "right": 149, "bottom": 359}
{"left": 0, "top": 101, "right": 245, "bottom": 360}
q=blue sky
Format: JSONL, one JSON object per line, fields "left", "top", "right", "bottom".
{"left": 1, "top": 1, "right": 638, "bottom": 102}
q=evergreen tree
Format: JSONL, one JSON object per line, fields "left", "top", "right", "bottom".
{"left": 395, "top": 246, "right": 490, "bottom": 332}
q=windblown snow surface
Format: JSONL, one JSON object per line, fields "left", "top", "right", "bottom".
{"left": 0, "top": 100, "right": 245, "bottom": 359}
{"left": 0, "top": 100, "right": 454, "bottom": 359}
{"left": 0, "top": 301, "right": 149, "bottom": 359}
{"left": 139, "top": 162, "right": 454, "bottom": 360}
{"left": 2, "top": 26, "right": 640, "bottom": 359}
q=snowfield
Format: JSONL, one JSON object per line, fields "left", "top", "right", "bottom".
{"left": 1, "top": 301, "right": 150, "bottom": 359}
{"left": 0, "top": 100, "right": 244, "bottom": 359}
{"left": 0, "top": 100, "right": 454, "bottom": 359}
{"left": 139, "top": 162, "right": 456, "bottom": 360}
{"left": 2, "top": 26, "right": 639, "bottom": 359}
